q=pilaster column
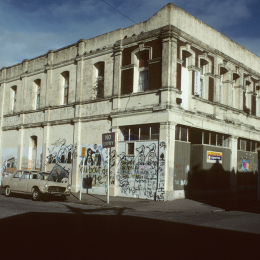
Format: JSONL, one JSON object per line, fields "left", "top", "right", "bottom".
{"left": 112, "top": 45, "right": 123, "bottom": 110}
{"left": 161, "top": 122, "right": 176, "bottom": 200}
{"left": 72, "top": 120, "right": 81, "bottom": 192}
{"left": 75, "top": 58, "right": 84, "bottom": 103}
{"left": 161, "top": 31, "right": 178, "bottom": 88}
{"left": 42, "top": 123, "right": 50, "bottom": 172}
{"left": 234, "top": 86, "right": 243, "bottom": 110}
{"left": 230, "top": 136, "right": 238, "bottom": 192}
{"left": 0, "top": 68, "right": 6, "bottom": 159}
{"left": 17, "top": 126, "right": 24, "bottom": 169}
{"left": 45, "top": 50, "right": 54, "bottom": 107}
{"left": 161, "top": 30, "right": 178, "bottom": 108}
{"left": 21, "top": 59, "right": 28, "bottom": 112}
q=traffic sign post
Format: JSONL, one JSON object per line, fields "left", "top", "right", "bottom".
{"left": 102, "top": 132, "right": 115, "bottom": 204}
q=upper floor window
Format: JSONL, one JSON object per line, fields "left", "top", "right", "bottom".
{"left": 133, "top": 51, "right": 149, "bottom": 92}
{"left": 195, "top": 59, "right": 208, "bottom": 98}
{"left": 34, "top": 79, "right": 41, "bottom": 110}
{"left": 61, "top": 71, "right": 69, "bottom": 105}
{"left": 11, "top": 85, "right": 17, "bottom": 113}
{"left": 137, "top": 51, "right": 149, "bottom": 91}
{"left": 219, "top": 67, "right": 228, "bottom": 104}
{"left": 93, "top": 62, "right": 104, "bottom": 99}
{"left": 243, "top": 78, "right": 251, "bottom": 113}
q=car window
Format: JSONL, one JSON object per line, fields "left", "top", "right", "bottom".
{"left": 21, "top": 172, "right": 30, "bottom": 179}
{"left": 13, "top": 171, "right": 22, "bottom": 178}
{"left": 30, "top": 174, "right": 38, "bottom": 179}
{"left": 37, "top": 173, "right": 43, "bottom": 180}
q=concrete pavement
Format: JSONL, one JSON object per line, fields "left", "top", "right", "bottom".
{"left": 66, "top": 190, "right": 260, "bottom": 213}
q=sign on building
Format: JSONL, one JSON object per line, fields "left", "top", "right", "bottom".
{"left": 207, "top": 151, "right": 222, "bottom": 164}
{"left": 102, "top": 132, "right": 115, "bottom": 148}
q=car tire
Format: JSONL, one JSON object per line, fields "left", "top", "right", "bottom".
{"left": 5, "top": 186, "right": 12, "bottom": 197}
{"left": 32, "top": 188, "right": 41, "bottom": 201}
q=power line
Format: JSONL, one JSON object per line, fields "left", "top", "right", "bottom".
{"left": 101, "top": 0, "right": 148, "bottom": 34}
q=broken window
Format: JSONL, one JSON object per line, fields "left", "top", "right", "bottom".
{"left": 61, "top": 71, "right": 69, "bottom": 105}
{"left": 93, "top": 62, "right": 104, "bottom": 99}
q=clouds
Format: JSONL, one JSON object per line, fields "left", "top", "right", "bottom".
{"left": 0, "top": 0, "right": 259, "bottom": 68}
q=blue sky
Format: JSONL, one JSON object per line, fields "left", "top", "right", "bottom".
{"left": 0, "top": 0, "right": 259, "bottom": 68}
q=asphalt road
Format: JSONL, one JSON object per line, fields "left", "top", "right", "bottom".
{"left": 0, "top": 190, "right": 259, "bottom": 259}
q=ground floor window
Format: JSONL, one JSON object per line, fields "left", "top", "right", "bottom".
{"left": 120, "top": 124, "right": 159, "bottom": 141}
{"left": 238, "top": 138, "right": 259, "bottom": 152}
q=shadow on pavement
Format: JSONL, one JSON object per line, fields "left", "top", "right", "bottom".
{"left": 0, "top": 205, "right": 259, "bottom": 258}
{"left": 186, "top": 189, "right": 260, "bottom": 213}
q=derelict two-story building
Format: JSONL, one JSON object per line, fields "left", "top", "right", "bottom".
{"left": 0, "top": 3, "right": 260, "bottom": 200}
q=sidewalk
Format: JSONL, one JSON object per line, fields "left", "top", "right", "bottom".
{"left": 66, "top": 190, "right": 260, "bottom": 213}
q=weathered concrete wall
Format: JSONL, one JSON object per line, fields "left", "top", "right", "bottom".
{"left": 189, "top": 145, "right": 231, "bottom": 190}
{"left": 174, "top": 141, "right": 190, "bottom": 190}
{"left": 237, "top": 151, "right": 258, "bottom": 186}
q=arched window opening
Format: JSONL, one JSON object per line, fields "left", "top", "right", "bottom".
{"left": 219, "top": 67, "right": 228, "bottom": 104}
{"left": 136, "top": 51, "right": 149, "bottom": 91}
{"left": 93, "top": 62, "right": 104, "bottom": 99}
{"left": 61, "top": 71, "right": 69, "bottom": 105}
{"left": 11, "top": 85, "right": 17, "bottom": 113}
{"left": 34, "top": 79, "right": 41, "bottom": 110}
{"left": 30, "top": 136, "right": 37, "bottom": 170}
{"left": 182, "top": 50, "right": 191, "bottom": 68}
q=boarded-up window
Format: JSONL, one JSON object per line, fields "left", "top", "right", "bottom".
{"left": 208, "top": 77, "right": 214, "bottom": 102}
{"left": 121, "top": 69, "right": 133, "bottom": 95}
{"left": 176, "top": 63, "right": 182, "bottom": 90}
{"left": 251, "top": 95, "right": 256, "bottom": 116}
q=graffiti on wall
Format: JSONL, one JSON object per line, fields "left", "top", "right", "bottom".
{"left": 1, "top": 147, "right": 18, "bottom": 183}
{"left": 117, "top": 141, "right": 166, "bottom": 201}
{"left": 47, "top": 139, "right": 77, "bottom": 164}
{"left": 79, "top": 144, "right": 107, "bottom": 188}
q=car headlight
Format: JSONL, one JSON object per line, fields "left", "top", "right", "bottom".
{"left": 44, "top": 182, "right": 48, "bottom": 188}
{"left": 67, "top": 184, "right": 71, "bottom": 190}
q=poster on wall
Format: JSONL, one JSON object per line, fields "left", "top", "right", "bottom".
{"left": 207, "top": 151, "right": 222, "bottom": 164}
{"left": 242, "top": 159, "right": 249, "bottom": 171}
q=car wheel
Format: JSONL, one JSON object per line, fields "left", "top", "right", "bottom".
{"left": 5, "top": 186, "right": 12, "bottom": 197}
{"left": 32, "top": 188, "right": 41, "bottom": 201}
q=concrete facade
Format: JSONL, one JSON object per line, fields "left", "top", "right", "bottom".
{"left": 1, "top": 4, "right": 260, "bottom": 200}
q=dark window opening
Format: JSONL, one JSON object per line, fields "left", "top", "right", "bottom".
{"left": 127, "top": 143, "right": 135, "bottom": 155}
{"left": 121, "top": 124, "right": 159, "bottom": 141}
{"left": 175, "top": 125, "right": 188, "bottom": 142}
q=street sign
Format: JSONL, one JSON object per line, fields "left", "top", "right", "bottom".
{"left": 102, "top": 132, "right": 115, "bottom": 148}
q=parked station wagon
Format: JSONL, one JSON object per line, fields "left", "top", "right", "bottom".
{"left": 1, "top": 170, "right": 71, "bottom": 201}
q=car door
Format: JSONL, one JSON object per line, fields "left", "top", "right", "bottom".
{"left": 17, "top": 171, "right": 31, "bottom": 193}
{"left": 9, "top": 171, "right": 23, "bottom": 191}
{"left": 27, "top": 172, "right": 40, "bottom": 192}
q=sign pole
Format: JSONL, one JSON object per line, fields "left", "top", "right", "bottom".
{"left": 79, "top": 165, "right": 83, "bottom": 201}
{"left": 102, "top": 132, "right": 115, "bottom": 204}
{"left": 107, "top": 147, "right": 110, "bottom": 204}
